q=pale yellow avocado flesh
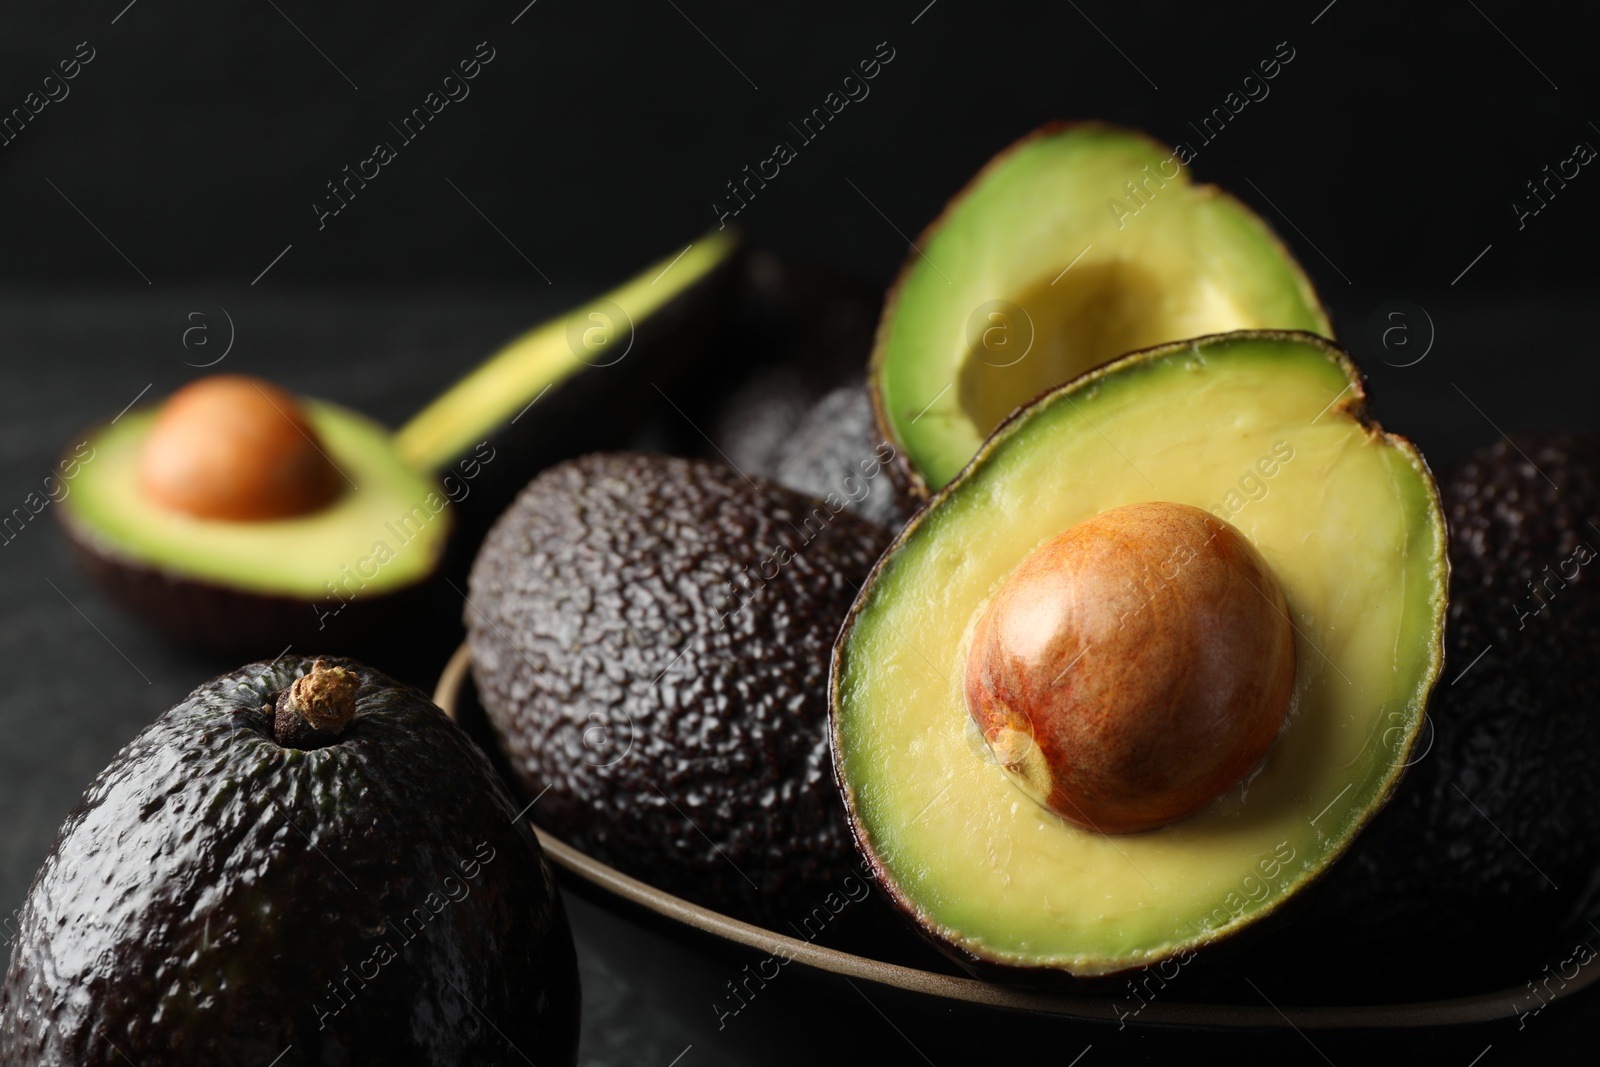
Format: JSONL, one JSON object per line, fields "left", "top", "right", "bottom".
{"left": 875, "top": 124, "right": 1331, "bottom": 492}
{"left": 62, "top": 402, "right": 447, "bottom": 599}
{"left": 834, "top": 333, "right": 1448, "bottom": 975}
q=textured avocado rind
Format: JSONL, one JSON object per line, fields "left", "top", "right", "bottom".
{"left": 58, "top": 514, "right": 440, "bottom": 655}
{"left": 773, "top": 382, "right": 916, "bottom": 530}
{"left": 0, "top": 655, "right": 579, "bottom": 1067}
{"left": 465, "top": 453, "right": 891, "bottom": 926}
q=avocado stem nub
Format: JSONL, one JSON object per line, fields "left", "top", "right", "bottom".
{"left": 273, "top": 659, "right": 360, "bottom": 749}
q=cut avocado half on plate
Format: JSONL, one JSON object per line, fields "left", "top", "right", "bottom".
{"left": 832, "top": 331, "right": 1448, "bottom": 976}
{"left": 872, "top": 122, "right": 1332, "bottom": 497}
{"left": 58, "top": 232, "right": 742, "bottom": 652}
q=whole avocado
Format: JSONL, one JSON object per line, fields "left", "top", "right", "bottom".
{"left": 707, "top": 252, "right": 880, "bottom": 477}
{"left": 773, "top": 382, "right": 916, "bottom": 529}
{"left": 1267, "top": 433, "right": 1600, "bottom": 998}
{"left": 466, "top": 453, "right": 891, "bottom": 926}
{"left": 0, "top": 656, "right": 579, "bottom": 1066}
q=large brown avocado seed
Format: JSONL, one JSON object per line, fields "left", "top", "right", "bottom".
{"left": 138, "top": 375, "right": 343, "bottom": 521}
{"left": 964, "top": 501, "right": 1296, "bottom": 834}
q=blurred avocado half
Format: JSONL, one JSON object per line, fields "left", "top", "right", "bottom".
{"left": 56, "top": 234, "right": 742, "bottom": 653}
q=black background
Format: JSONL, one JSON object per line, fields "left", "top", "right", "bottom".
{"left": 0, "top": 0, "right": 1594, "bottom": 288}
{"left": 1, "top": 0, "right": 1597, "bottom": 1062}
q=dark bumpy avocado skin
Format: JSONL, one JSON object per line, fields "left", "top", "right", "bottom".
{"left": 1267, "top": 434, "right": 1600, "bottom": 999}
{"left": 466, "top": 453, "right": 891, "bottom": 925}
{"left": 0, "top": 656, "right": 578, "bottom": 1066}
{"left": 774, "top": 383, "right": 916, "bottom": 529}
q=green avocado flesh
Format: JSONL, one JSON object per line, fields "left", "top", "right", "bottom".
{"left": 875, "top": 124, "right": 1330, "bottom": 493}
{"left": 833, "top": 332, "right": 1447, "bottom": 975}
{"left": 62, "top": 401, "right": 447, "bottom": 598}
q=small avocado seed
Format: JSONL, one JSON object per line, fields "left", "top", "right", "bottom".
{"left": 964, "top": 501, "right": 1296, "bottom": 834}
{"left": 138, "top": 375, "right": 343, "bottom": 521}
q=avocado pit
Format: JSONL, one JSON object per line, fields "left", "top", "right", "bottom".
{"left": 964, "top": 501, "right": 1295, "bottom": 834}
{"left": 138, "top": 374, "right": 342, "bottom": 521}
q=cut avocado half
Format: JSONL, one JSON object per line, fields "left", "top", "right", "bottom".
{"left": 58, "top": 232, "right": 742, "bottom": 652}
{"left": 832, "top": 331, "right": 1448, "bottom": 976}
{"left": 872, "top": 122, "right": 1332, "bottom": 497}
{"left": 64, "top": 400, "right": 445, "bottom": 599}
